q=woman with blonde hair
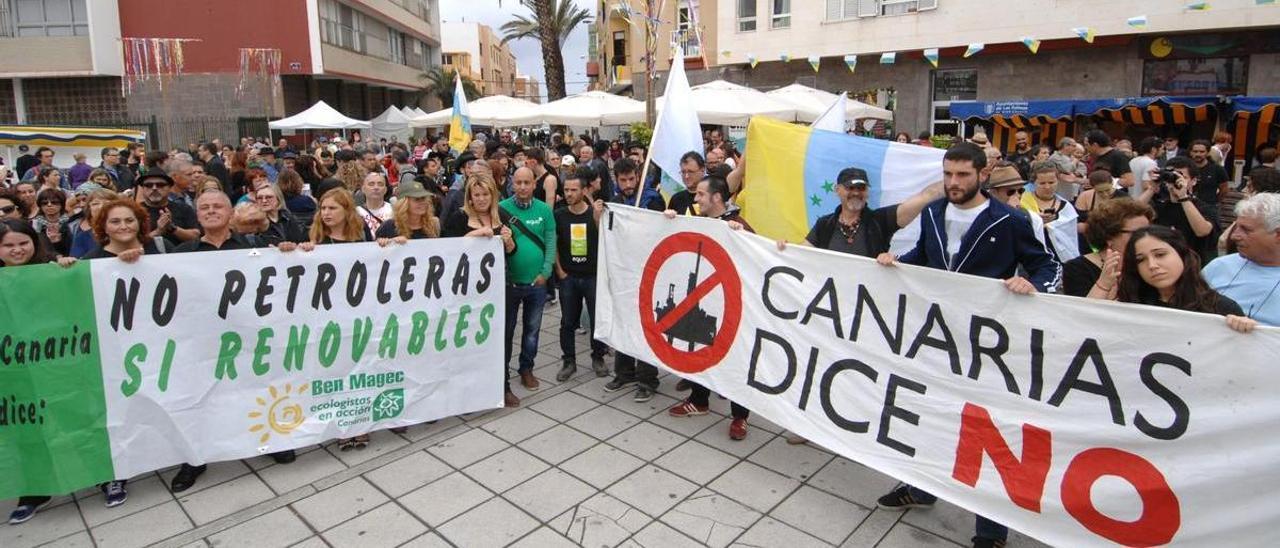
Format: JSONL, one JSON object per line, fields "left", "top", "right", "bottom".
{"left": 336, "top": 160, "right": 367, "bottom": 192}
{"left": 376, "top": 180, "right": 441, "bottom": 242}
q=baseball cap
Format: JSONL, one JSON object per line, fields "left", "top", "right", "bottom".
{"left": 396, "top": 180, "right": 431, "bottom": 199}
{"left": 561, "top": 155, "right": 576, "bottom": 166}
{"left": 836, "top": 167, "right": 870, "bottom": 187}
{"left": 280, "top": 151, "right": 298, "bottom": 160}
{"left": 985, "top": 166, "right": 1025, "bottom": 189}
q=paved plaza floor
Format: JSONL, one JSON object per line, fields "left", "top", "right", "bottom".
{"left": 3, "top": 305, "right": 1052, "bottom": 548}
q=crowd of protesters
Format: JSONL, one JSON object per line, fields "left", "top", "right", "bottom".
{"left": 2, "top": 124, "right": 1277, "bottom": 548}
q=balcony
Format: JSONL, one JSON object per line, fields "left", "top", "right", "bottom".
{"left": 677, "top": 32, "right": 700, "bottom": 59}
{"left": 0, "top": 0, "right": 94, "bottom": 76}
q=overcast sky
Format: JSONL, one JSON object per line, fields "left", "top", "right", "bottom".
{"left": 440, "top": 0, "right": 593, "bottom": 100}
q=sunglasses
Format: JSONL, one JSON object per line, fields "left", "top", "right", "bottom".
{"left": 38, "top": 200, "right": 61, "bottom": 206}
{"left": 998, "top": 187, "right": 1025, "bottom": 197}
{"left": 140, "top": 182, "right": 171, "bottom": 189}
{"left": 0, "top": 205, "right": 16, "bottom": 214}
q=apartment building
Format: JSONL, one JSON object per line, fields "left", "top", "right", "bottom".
{"left": 441, "top": 21, "right": 518, "bottom": 97}
{"left": 590, "top": 0, "right": 718, "bottom": 94}
{"left": 0, "top": 0, "right": 441, "bottom": 145}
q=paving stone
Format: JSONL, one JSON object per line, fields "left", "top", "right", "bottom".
{"left": 771, "top": 485, "right": 868, "bottom": 544}
{"left": 426, "top": 427, "right": 509, "bottom": 468}
{"left": 520, "top": 424, "right": 600, "bottom": 464}
{"left": 509, "top": 526, "right": 580, "bottom": 548}
{"left": 567, "top": 404, "right": 642, "bottom": 440}
{"left": 292, "top": 477, "right": 389, "bottom": 532}
{"left": 840, "top": 509, "right": 901, "bottom": 547}
{"left": 606, "top": 389, "right": 681, "bottom": 419}
{"left": 695, "top": 417, "right": 776, "bottom": 458}
{"left": 606, "top": 465, "right": 698, "bottom": 517}
{"left": 900, "top": 498, "right": 1050, "bottom": 548}
{"left": 398, "top": 472, "right": 492, "bottom": 526}
{"left": 362, "top": 450, "right": 452, "bottom": 498}
{"left": 559, "top": 443, "right": 646, "bottom": 489}
{"left": 631, "top": 520, "right": 706, "bottom": 548}
{"left": 256, "top": 448, "right": 348, "bottom": 494}
{"left": 397, "top": 531, "right": 453, "bottom": 548}
{"left": 608, "top": 421, "right": 687, "bottom": 461}
{"left": 462, "top": 446, "right": 550, "bottom": 493}
{"left": 286, "top": 536, "right": 328, "bottom": 548}
{"left": 397, "top": 415, "right": 466, "bottom": 442}
{"left": 177, "top": 472, "right": 276, "bottom": 525}
{"left": 647, "top": 406, "right": 721, "bottom": 438}
{"left": 659, "top": 489, "right": 762, "bottom": 548}
{"left": 875, "top": 523, "right": 962, "bottom": 547}
{"left": 709, "top": 461, "right": 801, "bottom": 514}
{"left": 570, "top": 375, "right": 633, "bottom": 403}
{"left": 90, "top": 500, "right": 193, "bottom": 548}
{"left": 321, "top": 502, "right": 426, "bottom": 548}
{"left": 0, "top": 500, "right": 85, "bottom": 548}
{"left": 437, "top": 498, "right": 538, "bottom": 547}
{"left": 653, "top": 439, "right": 740, "bottom": 485}
{"left": 529, "top": 391, "right": 601, "bottom": 422}
{"left": 207, "top": 507, "right": 312, "bottom": 548}
{"left": 806, "top": 456, "right": 901, "bottom": 509}
{"left": 480, "top": 407, "right": 558, "bottom": 443}
{"left": 504, "top": 468, "right": 597, "bottom": 522}
{"left": 733, "top": 516, "right": 832, "bottom": 547}
{"left": 168, "top": 460, "right": 253, "bottom": 496}
{"left": 78, "top": 474, "right": 173, "bottom": 528}
{"left": 38, "top": 531, "right": 93, "bottom": 548}
{"left": 747, "top": 435, "right": 835, "bottom": 481}
{"left": 555, "top": 493, "right": 651, "bottom": 547}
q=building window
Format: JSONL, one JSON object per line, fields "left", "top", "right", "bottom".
{"left": 611, "top": 31, "right": 626, "bottom": 66}
{"left": 932, "top": 69, "right": 976, "bottom": 137}
{"left": 825, "top": 0, "right": 856, "bottom": 21}
{"left": 737, "top": 0, "right": 756, "bottom": 32}
{"left": 389, "top": 31, "right": 406, "bottom": 65}
{"left": 879, "top": 0, "right": 938, "bottom": 16}
{"left": 827, "top": 0, "right": 937, "bottom": 20}
{"left": 13, "top": 0, "right": 89, "bottom": 37}
{"left": 1143, "top": 57, "right": 1248, "bottom": 96}
{"left": 676, "top": 2, "right": 699, "bottom": 58}
{"left": 770, "top": 0, "right": 790, "bottom": 28}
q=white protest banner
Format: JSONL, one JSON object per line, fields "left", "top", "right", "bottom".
{"left": 1, "top": 238, "right": 503, "bottom": 497}
{"left": 595, "top": 205, "right": 1280, "bottom": 547}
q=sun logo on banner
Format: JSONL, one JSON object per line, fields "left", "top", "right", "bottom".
{"left": 248, "top": 383, "right": 307, "bottom": 443}
{"left": 372, "top": 389, "right": 405, "bottom": 422}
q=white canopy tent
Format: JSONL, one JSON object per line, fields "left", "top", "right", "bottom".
{"left": 409, "top": 95, "right": 543, "bottom": 128}
{"left": 512, "top": 91, "right": 646, "bottom": 126}
{"left": 369, "top": 106, "right": 413, "bottom": 142}
{"left": 611, "top": 80, "right": 799, "bottom": 126}
{"left": 268, "top": 100, "right": 370, "bottom": 130}
{"left": 399, "top": 106, "right": 417, "bottom": 119}
{"left": 412, "top": 107, "right": 428, "bottom": 117}
{"left": 766, "top": 83, "right": 893, "bottom": 123}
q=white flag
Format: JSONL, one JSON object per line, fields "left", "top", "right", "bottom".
{"left": 648, "top": 59, "right": 703, "bottom": 195}
{"left": 811, "top": 92, "right": 847, "bottom": 134}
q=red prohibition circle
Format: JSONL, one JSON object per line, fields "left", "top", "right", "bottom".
{"left": 638, "top": 231, "right": 743, "bottom": 373}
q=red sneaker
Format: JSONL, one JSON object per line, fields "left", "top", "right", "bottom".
{"left": 668, "top": 400, "right": 709, "bottom": 417}
{"left": 729, "top": 418, "right": 748, "bottom": 440}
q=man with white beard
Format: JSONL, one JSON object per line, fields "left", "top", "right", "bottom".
{"left": 793, "top": 167, "right": 941, "bottom": 255}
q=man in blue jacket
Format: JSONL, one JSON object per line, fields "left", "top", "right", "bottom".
{"left": 874, "top": 142, "right": 1060, "bottom": 548}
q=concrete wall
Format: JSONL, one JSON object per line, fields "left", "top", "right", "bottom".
{"left": 348, "top": 0, "right": 438, "bottom": 43}
{"left": 118, "top": 0, "right": 313, "bottom": 74}
{"left": 1248, "top": 53, "right": 1280, "bottom": 96}
{"left": 321, "top": 44, "right": 425, "bottom": 90}
{"left": 717, "top": 0, "right": 1280, "bottom": 61}
{"left": 0, "top": 37, "right": 94, "bottom": 77}
{"left": 441, "top": 23, "right": 481, "bottom": 73}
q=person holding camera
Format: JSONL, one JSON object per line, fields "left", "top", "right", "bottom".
{"left": 1137, "top": 156, "right": 1218, "bottom": 261}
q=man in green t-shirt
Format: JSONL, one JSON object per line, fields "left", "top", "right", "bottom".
{"left": 501, "top": 166, "right": 557, "bottom": 393}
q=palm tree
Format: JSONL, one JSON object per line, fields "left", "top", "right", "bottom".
{"left": 417, "top": 67, "right": 481, "bottom": 109}
{"left": 499, "top": 0, "right": 591, "bottom": 102}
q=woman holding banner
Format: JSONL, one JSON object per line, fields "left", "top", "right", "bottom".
{"left": 2, "top": 220, "right": 124, "bottom": 523}
{"left": 442, "top": 171, "right": 519, "bottom": 407}
{"left": 1093, "top": 225, "right": 1257, "bottom": 333}
{"left": 83, "top": 199, "right": 165, "bottom": 258}
{"left": 302, "top": 188, "right": 374, "bottom": 450}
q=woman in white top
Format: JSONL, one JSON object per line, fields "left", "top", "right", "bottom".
{"left": 356, "top": 172, "right": 393, "bottom": 235}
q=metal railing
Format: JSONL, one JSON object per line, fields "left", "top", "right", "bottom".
{"left": 676, "top": 32, "right": 700, "bottom": 58}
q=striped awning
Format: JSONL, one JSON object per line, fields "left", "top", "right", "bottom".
{"left": 1228, "top": 97, "right": 1280, "bottom": 172}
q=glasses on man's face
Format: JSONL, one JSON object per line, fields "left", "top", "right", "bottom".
{"left": 999, "top": 188, "right": 1024, "bottom": 198}
{"left": 140, "top": 182, "right": 171, "bottom": 190}
{"left": 256, "top": 194, "right": 276, "bottom": 202}
{"left": 0, "top": 205, "right": 17, "bottom": 215}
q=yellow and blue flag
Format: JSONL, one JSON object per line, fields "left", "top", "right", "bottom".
{"left": 740, "top": 116, "right": 943, "bottom": 245}
{"left": 447, "top": 73, "right": 471, "bottom": 153}
{"left": 1071, "top": 27, "right": 1096, "bottom": 43}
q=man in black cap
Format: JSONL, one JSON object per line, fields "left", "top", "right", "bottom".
{"left": 135, "top": 171, "right": 199, "bottom": 248}
{"left": 439, "top": 151, "right": 477, "bottom": 223}
{"left": 788, "top": 167, "right": 941, "bottom": 256}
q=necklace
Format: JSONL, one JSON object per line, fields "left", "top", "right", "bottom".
{"left": 837, "top": 218, "right": 861, "bottom": 244}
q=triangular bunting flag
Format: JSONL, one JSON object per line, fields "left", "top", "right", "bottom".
{"left": 1072, "top": 27, "right": 1096, "bottom": 43}
{"left": 923, "top": 48, "right": 939, "bottom": 68}
{"left": 807, "top": 55, "right": 820, "bottom": 72}
{"left": 843, "top": 54, "right": 857, "bottom": 73}
{"left": 747, "top": 54, "right": 758, "bottom": 69}
{"left": 1021, "top": 36, "right": 1041, "bottom": 54}
{"left": 963, "top": 43, "right": 984, "bottom": 58}
{"left": 1127, "top": 15, "right": 1148, "bottom": 28}
{"left": 879, "top": 52, "right": 896, "bottom": 64}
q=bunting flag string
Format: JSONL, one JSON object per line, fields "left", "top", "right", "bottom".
{"left": 1185, "top": 2, "right": 1210, "bottom": 9}
{"left": 807, "top": 55, "right": 820, "bottom": 72}
{"left": 780, "top": 53, "right": 791, "bottom": 63}
{"left": 923, "top": 48, "right": 939, "bottom": 68}
{"left": 1126, "top": 15, "right": 1148, "bottom": 28}
{"left": 236, "top": 48, "right": 283, "bottom": 99}
{"left": 747, "top": 53, "right": 758, "bottom": 69}
{"left": 120, "top": 37, "right": 200, "bottom": 96}
{"left": 879, "top": 52, "right": 896, "bottom": 65}
{"left": 1071, "top": 27, "right": 1096, "bottom": 43}
{"left": 963, "top": 43, "right": 984, "bottom": 58}
{"left": 843, "top": 54, "right": 857, "bottom": 73}
{"left": 1021, "top": 36, "right": 1041, "bottom": 54}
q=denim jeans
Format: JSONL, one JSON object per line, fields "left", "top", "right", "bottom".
{"left": 613, "top": 352, "right": 658, "bottom": 389}
{"left": 505, "top": 283, "right": 548, "bottom": 380}
{"left": 688, "top": 382, "right": 749, "bottom": 419}
{"left": 905, "top": 486, "right": 1008, "bottom": 541}
{"left": 558, "top": 274, "right": 607, "bottom": 361}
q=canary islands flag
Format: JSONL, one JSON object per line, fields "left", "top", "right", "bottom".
{"left": 740, "top": 116, "right": 943, "bottom": 246}
{"left": 448, "top": 74, "right": 472, "bottom": 153}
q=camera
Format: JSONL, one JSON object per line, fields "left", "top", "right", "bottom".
{"left": 1154, "top": 168, "right": 1180, "bottom": 185}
